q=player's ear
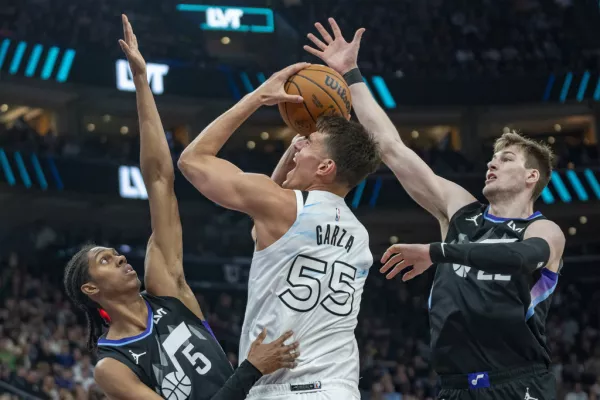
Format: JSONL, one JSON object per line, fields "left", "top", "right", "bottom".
{"left": 316, "top": 159, "right": 336, "bottom": 179}
{"left": 525, "top": 168, "right": 540, "bottom": 185}
{"left": 81, "top": 282, "right": 99, "bottom": 297}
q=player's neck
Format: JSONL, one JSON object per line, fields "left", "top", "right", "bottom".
{"left": 103, "top": 294, "right": 148, "bottom": 339}
{"left": 488, "top": 197, "right": 534, "bottom": 220}
{"left": 305, "top": 182, "right": 348, "bottom": 198}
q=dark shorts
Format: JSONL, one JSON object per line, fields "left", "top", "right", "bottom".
{"left": 437, "top": 364, "right": 556, "bottom": 400}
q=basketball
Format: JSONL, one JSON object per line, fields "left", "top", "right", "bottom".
{"left": 161, "top": 371, "right": 192, "bottom": 400}
{"left": 278, "top": 65, "right": 352, "bottom": 135}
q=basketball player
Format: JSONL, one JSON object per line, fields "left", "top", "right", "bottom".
{"left": 304, "top": 18, "right": 566, "bottom": 400}
{"left": 63, "top": 15, "right": 299, "bottom": 400}
{"left": 177, "top": 66, "right": 381, "bottom": 398}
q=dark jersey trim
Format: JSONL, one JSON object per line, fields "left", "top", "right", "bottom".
{"left": 484, "top": 206, "right": 543, "bottom": 223}
{"left": 98, "top": 300, "right": 153, "bottom": 346}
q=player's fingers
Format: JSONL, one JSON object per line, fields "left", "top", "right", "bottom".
{"left": 118, "top": 40, "right": 131, "bottom": 54}
{"left": 284, "top": 62, "right": 311, "bottom": 77}
{"left": 315, "top": 22, "right": 333, "bottom": 43}
{"left": 282, "top": 349, "right": 300, "bottom": 362}
{"left": 275, "top": 330, "right": 294, "bottom": 345}
{"left": 380, "top": 254, "right": 404, "bottom": 274}
{"left": 121, "top": 15, "right": 129, "bottom": 42}
{"left": 253, "top": 328, "right": 267, "bottom": 346}
{"left": 132, "top": 34, "right": 138, "bottom": 49}
{"left": 328, "top": 18, "right": 344, "bottom": 40}
{"left": 307, "top": 33, "right": 328, "bottom": 51}
{"left": 282, "top": 94, "right": 304, "bottom": 104}
{"left": 386, "top": 261, "right": 407, "bottom": 280}
{"left": 303, "top": 45, "right": 324, "bottom": 59}
{"left": 402, "top": 268, "right": 420, "bottom": 282}
{"left": 380, "top": 244, "right": 402, "bottom": 264}
{"left": 282, "top": 342, "right": 300, "bottom": 355}
{"left": 352, "top": 28, "right": 366, "bottom": 44}
{"left": 281, "top": 361, "right": 297, "bottom": 369}
{"left": 123, "top": 15, "right": 133, "bottom": 44}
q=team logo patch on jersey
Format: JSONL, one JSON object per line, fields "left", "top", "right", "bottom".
{"left": 335, "top": 208, "right": 340, "bottom": 221}
{"left": 465, "top": 213, "right": 482, "bottom": 226}
{"left": 468, "top": 372, "right": 490, "bottom": 389}
{"left": 524, "top": 387, "right": 538, "bottom": 400}
{"left": 453, "top": 264, "right": 471, "bottom": 278}
{"left": 291, "top": 381, "right": 322, "bottom": 392}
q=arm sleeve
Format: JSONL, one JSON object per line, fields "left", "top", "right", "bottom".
{"left": 210, "top": 360, "right": 263, "bottom": 400}
{"left": 429, "top": 238, "right": 551, "bottom": 275}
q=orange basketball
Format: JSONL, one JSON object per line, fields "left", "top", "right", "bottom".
{"left": 278, "top": 65, "right": 352, "bottom": 135}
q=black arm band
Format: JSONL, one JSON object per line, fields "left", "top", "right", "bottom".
{"left": 429, "top": 238, "right": 551, "bottom": 275}
{"left": 211, "top": 360, "right": 263, "bottom": 400}
{"left": 343, "top": 68, "right": 363, "bottom": 86}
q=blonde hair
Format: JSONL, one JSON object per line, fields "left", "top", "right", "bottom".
{"left": 493, "top": 131, "right": 555, "bottom": 200}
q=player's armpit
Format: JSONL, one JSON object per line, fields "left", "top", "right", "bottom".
{"left": 95, "top": 358, "right": 164, "bottom": 400}
{"left": 382, "top": 142, "right": 476, "bottom": 224}
{"left": 524, "top": 219, "right": 566, "bottom": 273}
{"left": 178, "top": 155, "right": 296, "bottom": 219}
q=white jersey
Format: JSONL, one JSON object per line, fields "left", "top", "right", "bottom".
{"left": 239, "top": 190, "right": 373, "bottom": 386}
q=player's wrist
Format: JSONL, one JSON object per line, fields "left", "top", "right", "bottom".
{"left": 429, "top": 242, "right": 444, "bottom": 264}
{"left": 132, "top": 72, "right": 148, "bottom": 84}
{"left": 340, "top": 63, "right": 359, "bottom": 76}
{"left": 244, "top": 91, "right": 267, "bottom": 110}
{"left": 342, "top": 67, "right": 363, "bottom": 86}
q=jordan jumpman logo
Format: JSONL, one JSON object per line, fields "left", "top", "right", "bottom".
{"left": 129, "top": 350, "right": 146, "bottom": 365}
{"left": 524, "top": 388, "right": 538, "bottom": 400}
{"left": 466, "top": 213, "right": 482, "bottom": 226}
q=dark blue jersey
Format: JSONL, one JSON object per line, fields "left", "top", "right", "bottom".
{"left": 97, "top": 292, "right": 234, "bottom": 399}
{"left": 429, "top": 202, "right": 561, "bottom": 375}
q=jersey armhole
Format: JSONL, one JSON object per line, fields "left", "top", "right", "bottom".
{"left": 296, "top": 190, "right": 306, "bottom": 216}
{"left": 253, "top": 190, "right": 305, "bottom": 258}
{"left": 96, "top": 353, "right": 152, "bottom": 388}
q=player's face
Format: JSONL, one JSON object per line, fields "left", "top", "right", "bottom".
{"left": 483, "top": 145, "right": 535, "bottom": 199}
{"left": 283, "top": 132, "right": 331, "bottom": 190}
{"left": 82, "top": 247, "right": 140, "bottom": 298}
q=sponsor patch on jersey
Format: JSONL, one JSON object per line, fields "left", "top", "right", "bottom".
{"left": 291, "top": 381, "right": 322, "bottom": 391}
{"left": 468, "top": 372, "right": 490, "bottom": 389}
{"left": 335, "top": 208, "right": 340, "bottom": 221}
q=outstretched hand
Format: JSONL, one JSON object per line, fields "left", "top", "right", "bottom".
{"left": 118, "top": 14, "right": 146, "bottom": 77}
{"left": 254, "top": 63, "right": 311, "bottom": 106}
{"left": 304, "top": 18, "right": 365, "bottom": 76}
{"left": 380, "top": 243, "right": 433, "bottom": 281}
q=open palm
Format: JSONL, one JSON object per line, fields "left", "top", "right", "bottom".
{"left": 118, "top": 14, "right": 146, "bottom": 77}
{"left": 303, "top": 18, "right": 365, "bottom": 76}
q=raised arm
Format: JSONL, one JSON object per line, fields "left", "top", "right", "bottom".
{"left": 119, "top": 15, "right": 199, "bottom": 316}
{"left": 304, "top": 19, "right": 476, "bottom": 228}
{"left": 178, "top": 64, "right": 308, "bottom": 221}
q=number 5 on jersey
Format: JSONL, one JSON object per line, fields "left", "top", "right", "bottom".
{"left": 279, "top": 255, "right": 357, "bottom": 316}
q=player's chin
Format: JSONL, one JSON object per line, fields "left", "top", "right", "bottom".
{"left": 482, "top": 183, "right": 499, "bottom": 198}
{"left": 282, "top": 171, "right": 297, "bottom": 189}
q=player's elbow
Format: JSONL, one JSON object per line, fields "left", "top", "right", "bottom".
{"left": 178, "top": 153, "right": 216, "bottom": 193}
{"left": 178, "top": 152, "right": 203, "bottom": 180}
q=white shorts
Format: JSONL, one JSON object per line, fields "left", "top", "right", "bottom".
{"left": 246, "top": 379, "right": 360, "bottom": 400}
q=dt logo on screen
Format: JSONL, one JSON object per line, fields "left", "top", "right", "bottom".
{"left": 176, "top": 4, "right": 274, "bottom": 33}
